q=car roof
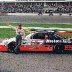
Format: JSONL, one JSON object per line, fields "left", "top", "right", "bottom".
{"left": 36, "top": 30, "right": 54, "bottom": 33}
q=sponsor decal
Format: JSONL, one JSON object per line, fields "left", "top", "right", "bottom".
{"left": 46, "top": 40, "right": 72, "bottom": 43}
{"left": 65, "top": 45, "right": 72, "bottom": 50}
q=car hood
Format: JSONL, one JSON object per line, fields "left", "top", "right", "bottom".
{"left": 2, "top": 37, "right": 16, "bottom": 46}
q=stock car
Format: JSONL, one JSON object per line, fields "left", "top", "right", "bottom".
{"left": 0, "top": 30, "right": 72, "bottom": 53}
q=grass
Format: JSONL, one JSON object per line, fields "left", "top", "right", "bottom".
{"left": 0, "top": 28, "right": 72, "bottom": 39}
{"left": 0, "top": 28, "right": 15, "bottom": 38}
{"left": 0, "top": 23, "right": 72, "bottom": 38}
{"left": 0, "top": 23, "right": 72, "bottom": 28}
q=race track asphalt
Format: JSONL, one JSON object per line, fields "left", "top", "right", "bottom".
{"left": 0, "top": 52, "right": 72, "bottom": 72}
{"left": 0, "top": 15, "right": 72, "bottom": 24}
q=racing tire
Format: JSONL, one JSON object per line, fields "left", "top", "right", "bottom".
{"left": 8, "top": 42, "right": 16, "bottom": 53}
{"left": 54, "top": 44, "right": 64, "bottom": 54}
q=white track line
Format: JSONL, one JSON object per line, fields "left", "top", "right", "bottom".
{"left": 0, "top": 26, "right": 72, "bottom": 31}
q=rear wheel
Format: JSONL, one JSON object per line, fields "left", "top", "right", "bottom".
{"left": 54, "top": 44, "right": 64, "bottom": 54}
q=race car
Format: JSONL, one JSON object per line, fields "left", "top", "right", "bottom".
{"left": 0, "top": 30, "right": 72, "bottom": 53}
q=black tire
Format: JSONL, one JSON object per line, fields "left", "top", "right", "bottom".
{"left": 8, "top": 42, "right": 16, "bottom": 53}
{"left": 54, "top": 44, "right": 64, "bottom": 54}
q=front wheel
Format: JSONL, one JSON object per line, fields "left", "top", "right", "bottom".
{"left": 8, "top": 42, "right": 16, "bottom": 53}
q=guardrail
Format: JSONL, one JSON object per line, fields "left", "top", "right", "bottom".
{"left": 6, "top": 13, "right": 72, "bottom": 16}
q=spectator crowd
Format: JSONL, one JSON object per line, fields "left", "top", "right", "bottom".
{"left": 0, "top": 2, "right": 72, "bottom": 13}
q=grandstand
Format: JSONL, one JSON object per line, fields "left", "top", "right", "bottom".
{"left": 0, "top": 0, "right": 72, "bottom": 13}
